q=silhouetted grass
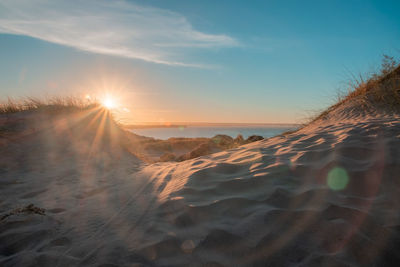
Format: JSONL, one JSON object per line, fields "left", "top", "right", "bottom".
{"left": 278, "top": 55, "right": 400, "bottom": 137}
{"left": 311, "top": 55, "right": 400, "bottom": 122}
{"left": 0, "top": 96, "right": 99, "bottom": 114}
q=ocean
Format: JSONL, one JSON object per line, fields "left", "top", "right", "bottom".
{"left": 129, "top": 125, "right": 296, "bottom": 140}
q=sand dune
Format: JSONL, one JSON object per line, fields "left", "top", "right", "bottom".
{"left": 133, "top": 114, "right": 400, "bottom": 266}
{"left": 1, "top": 110, "right": 400, "bottom": 266}
{"left": 1, "top": 67, "right": 400, "bottom": 266}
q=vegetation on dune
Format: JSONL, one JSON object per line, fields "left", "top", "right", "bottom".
{"left": 316, "top": 55, "right": 400, "bottom": 121}
{"left": 278, "top": 55, "right": 400, "bottom": 137}
{"left": 350, "top": 55, "right": 400, "bottom": 106}
{"left": 0, "top": 96, "right": 99, "bottom": 114}
{"left": 0, "top": 96, "right": 107, "bottom": 139}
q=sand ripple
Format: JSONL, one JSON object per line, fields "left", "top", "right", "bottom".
{"left": 2, "top": 117, "right": 400, "bottom": 266}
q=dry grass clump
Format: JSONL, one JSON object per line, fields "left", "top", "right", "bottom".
{"left": 278, "top": 55, "right": 400, "bottom": 136}
{"left": 0, "top": 96, "right": 99, "bottom": 114}
{"left": 341, "top": 55, "right": 400, "bottom": 107}
{"left": 313, "top": 55, "right": 400, "bottom": 122}
{"left": 0, "top": 96, "right": 103, "bottom": 136}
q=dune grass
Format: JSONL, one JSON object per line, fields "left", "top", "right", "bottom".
{"left": 312, "top": 55, "right": 400, "bottom": 122}
{"left": 0, "top": 96, "right": 100, "bottom": 114}
{"left": 278, "top": 55, "right": 400, "bottom": 137}
{"left": 0, "top": 97, "right": 103, "bottom": 136}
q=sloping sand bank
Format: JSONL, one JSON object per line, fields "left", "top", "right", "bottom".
{"left": 1, "top": 107, "right": 400, "bottom": 266}
{"left": 132, "top": 115, "right": 400, "bottom": 266}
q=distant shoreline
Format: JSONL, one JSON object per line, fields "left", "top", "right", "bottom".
{"left": 124, "top": 122, "right": 300, "bottom": 129}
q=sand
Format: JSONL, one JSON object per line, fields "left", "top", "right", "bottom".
{"left": 1, "top": 106, "right": 400, "bottom": 266}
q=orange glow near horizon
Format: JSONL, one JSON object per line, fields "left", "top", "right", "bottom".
{"left": 77, "top": 75, "right": 295, "bottom": 124}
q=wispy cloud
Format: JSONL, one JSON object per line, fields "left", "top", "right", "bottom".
{"left": 0, "top": 0, "right": 238, "bottom": 66}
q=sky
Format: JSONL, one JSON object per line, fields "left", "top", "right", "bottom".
{"left": 0, "top": 0, "right": 399, "bottom": 124}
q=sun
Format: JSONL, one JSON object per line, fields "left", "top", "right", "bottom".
{"left": 101, "top": 97, "right": 117, "bottom": 109}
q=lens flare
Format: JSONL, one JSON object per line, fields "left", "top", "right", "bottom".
{"left": 327, "top": 167, "right": 349, "bottom": 190}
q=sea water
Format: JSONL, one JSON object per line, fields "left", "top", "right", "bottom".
{"left": 129, "top": 125, "right": 296, "bottom": 140}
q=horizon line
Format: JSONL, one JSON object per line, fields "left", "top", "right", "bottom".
{"left": 123, "top": 121, "right": 300, "bottom": 128}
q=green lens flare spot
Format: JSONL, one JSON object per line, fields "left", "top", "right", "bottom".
{"left": 327, "top": 167, "right": 349, "bottom": 190}
{"left": 179, "top": 126, "right": 185, "bottom": 131}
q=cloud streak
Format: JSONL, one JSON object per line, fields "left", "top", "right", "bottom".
{"left": 0, "top": 0, "right": 238, "bottom": 66}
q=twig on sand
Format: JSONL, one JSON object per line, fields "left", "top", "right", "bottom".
{"left": 0, "top": 203, "right": 45, "bottom": 222}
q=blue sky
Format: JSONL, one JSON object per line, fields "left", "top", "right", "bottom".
{"left": 0, "top": 0, "right": 399, "bottom": 123}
